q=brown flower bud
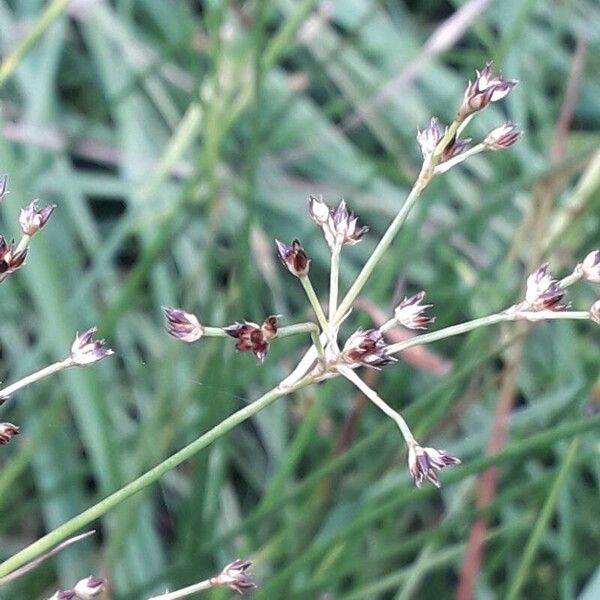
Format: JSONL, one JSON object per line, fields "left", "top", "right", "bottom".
{"left": 0, "top": 236, "right": 27, "bottom": 276}
{"left": 276, "top": 239, "right": 310, "bottom": 277}
{"left": 0, "top": 422, "right": 20, "bottom": 445}
{"left": 224, "top": 316, "right": 279, "bottom": 363}
{"left": 215, "top": 559, "right": 256, "bottom": 594}
{"left": 342, "top": 329, "right": 397, "bottom": 368}
{"left": 394, "top": 292, "right": 435, "bottom": 330}
{"left": 483, "top": 122, "right": 522, "bottom": 150}
{"left": 19, "top": 200, "right": 56, "bottom": 235}
{"left": 458, "top": 63, "right": 517, "bottom": 120}
{"left": 525, "top": 264, "right": 566, "bottom": 311}
{"left": 163, "top": 306, "right": 204, "bottom": 342}
{"left": 408, "top": 444, "right": 461, "bottom": 488}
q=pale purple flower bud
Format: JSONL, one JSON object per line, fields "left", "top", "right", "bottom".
{"left": 459, "top": 63, "right": 517, "bottom": 119}
{"left": 0, "top": 422, "right": 20, "bottom": 445}
{"left": 216, "top": 559, "right": 257, "bottom": 594}
{"left": 224, "top": 315, "right": 279, "bottom": 363}
{"left": 525, "top": 264, "right": 566, "bottom": 311}
{"left": 19, "top": 200, "right": 56, "bottom": 235}
{"left": 0, "top": 236, "right": 27, "bottom": 276}
{"left": 326, "top": 200, "right": 369, "bottom": 249}
{"left": 276, "top": 239, "right": 310, "bottom": 277}
{"left": 416, "top": 117, "right": 443, "bottom": 160}
{"left": 162, "top": 306, "right": 204, "bottom": 342}
{"left": 308, "top": 194, "right": 330, "bottom": 225}
{"left": 342, "top": 329, "right": 397, "bottom": 368}
{"left": 483, "top": 123, "right": 522, "bottom": 150}
{"left": 581, "top": 250, "right": 600, "bottom": 284}
{"left": 73, "top": 576, "right": 105, "bottom": 599}
{"left": 590, "top": 300, "right": 600, "bottom": 325}
{"left": 394, "top": 292, "right": 435, "bottom": 330}
{"left": 408, "top": 444, "right": 461, "bottom": 488}
{"left": 70, "top": 327, "right": 114, "bottom": 366}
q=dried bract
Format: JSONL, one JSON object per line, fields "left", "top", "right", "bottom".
{"left": 408, "top": 444, "right": 461, "bottom": 488}
{"left": 581, "top": 250, "right": 600, "bottom": 284}
{"left": 19, "top": 200, "right": 56, "bottom": 236}
{"left": 0, "top": 422, "right": 20, "bottom": 445}
{"left": 483, "top": 122, "right": 521, "bottom": 150}
{"left": 216, "top": 558, "right": 257, "bottom": 594}
{"left": 70, "top": 327, "right": 114, "bottom": 366}
{"left": 224, "top": 315, "right": 279, "bottom": 363}
{"left": 309, "top": 198, "right": 368, "bottom": 251}
{"left": 163, "top": 306, "right": 204, "bottom": 342}
{"left": 525, "top": 264, "right": 566, "bottom": 311}
{"left": 458, "top": 63, "right": 517, "bottom": 120}
{"left": 73, "top": 576, "right": 105, "bottom": 599}
{"left": 0, "top": 236, "right": 27, "bottom": 276}
{"left": 394, "top": 292, "right": 435, "bottom": 330}
{"left": 342, "top": 329, "right": 397, "bottom": 368}
{"left": 276, "top": 239, "right": 310, "bottom": 277}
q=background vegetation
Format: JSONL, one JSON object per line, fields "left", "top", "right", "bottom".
{"left": 0, "top": 0, "right": 599, "bottom": 598}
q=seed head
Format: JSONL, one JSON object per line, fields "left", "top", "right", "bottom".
{"left": 73, "top": 576, "right": 105, "bottom": 599}
{"left": 581, "top": 250, "right": 600, "bottom": 284}
{"left": 590, "top": 300, "right": 600, "bottom": 325}
{"left": 483, "top": 122, "right": 522, "bottom": 150}
{"left": 342, "top": 329, "right": 397, "bottom": 368}
{"left": 276, "top": 239, "right": 310, "bottom": 277}
{"left": 394, "top": 292, "right": 435, "bottom": 330}
{"left": 309, "top": 197, "right": 368, "bottom": 251}
{"left": 19, "top": 200, "right": 56, "bottom": 236}
{"left": 525, "top": 264, "right": 566, "bottom": 311}
{"left": 0, "top": 236, "right": 28, "bottom": 276}
{"left": 0, "top": 422, "right": 20, "bottom": 445}
{"left": 459, "top": 63, "right": 517, "bottom": 120}
{"left": 408, "top": 444, "right": 461, "bottom": 488}
{"left": 224, "top": 315, "right": 279, "bottom": 363}
{"left": 215, "top": 559, "right": 257, "bottom": 594}
{"left": 163, "top": 306, "right": 204, "bottom": 342}
{"left": 70, "top": 327, "right": 114, "bottom": 366}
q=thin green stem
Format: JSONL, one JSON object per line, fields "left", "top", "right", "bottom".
{"left": 0, "top": 0, "right": 69, "bottom": 88}
{"left": 329, "top": 248, "right": 340, "bottom": 323}
{"left": 0, "top": 374, "right": 315, "bottom": 579}
{"left": 434, "top": 143, "right": 486, "bottom": 174}
{"left": 338, "top": 366, "right": 415, "bottom": 445}
{"left": 559, "top": 270, "right": 582, "bottom": 289}
{"left": 0, "top": 358, "right": 72, "bottom": 400}
{"left": 148, "top": 579, "right": 213, "bottom": 600}
{"left": 332, "top": 162, "right": 432, "bottom": 324}
{"left": 386, "top": 311, "right": 591, "bottom": 356}
{"left": 276, "top": 322, "right": 325, "bottom": 362}
{"left": 300, "top": 276, "right": 330, "bottom": 335}
{"left": 506, "top": 437, "right": 581, "bottom": 600}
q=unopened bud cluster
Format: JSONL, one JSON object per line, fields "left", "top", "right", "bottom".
{"left": 48, "top": 576, "right": 104, "bottom": 600}
{"left": 408, "top": 444, "right": 461, "bottom": 488}
{"left": 211, "top": 559, "right": 257, "bottom": 594}
{"left": 524, "top": 264, "right": 567, "bottom": 311}
{"left": 394, "top": 292, "right": 435, "bottom": 330}
{"left": 342, "top": 329, "right": 396, "bottom": 368}
{"left": 70, "top": 327, "right": 114, "bottom": 366}
{"left": 308, "top": 196, "right": 368, "bottom": 251}
{"left": 276, "top": 239, "right": 310, "bottom": 277}
{"left": 224, "top": 316, "right": 278, "bottom": 363}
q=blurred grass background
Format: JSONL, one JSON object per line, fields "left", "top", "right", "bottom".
{"left": 0, "top": 0, "right": 599, "bottom": 598}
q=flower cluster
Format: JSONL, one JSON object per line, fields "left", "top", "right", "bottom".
{"left": 394, "top": 292, "right": 435, "bottom": 330}
{"left": 224, "top": 316, "right": 279, "bottom": 363}
{"left": 342, "top": 329, "right": 396, "bottom": 368}
{"left": 408, "top": 444, "right": 462, "bottom": 488}
{"left": 163, "top": 307, "right": 204, "bottom": 342}
{"left": 524, "top": 264, "right": 567, "bottom": 311}
{"left": 308, "top": 196, "right": 368, "bottom": 251}
{"left": 211, "top": 559, "right": 257, "bottom": 594}
{"left": 70, "top": 327, "right": 114, "bottom": 366}
{"left": 276, "top": 239, "right": 310, "bottom": 277}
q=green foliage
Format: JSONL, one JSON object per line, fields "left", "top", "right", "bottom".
{"left": 0, "top": 0, "right": 599, "bottom": 598}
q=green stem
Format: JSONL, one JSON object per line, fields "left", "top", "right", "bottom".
{"left": 0, "top": 358, "right": 72, "bottom": 400}
{"left": 148, "top": 579, "right": 213, "bottom": 600}
{"left": 329, "top": 248, "right": 340, "bottom": 323}
{"left": 0, "top": 374, "right": 314, "bottom": 579}
{"left": 276, "top": 322, "right": 325, "bottom": 362}
{"left": 300, "top": 276, "right": 330, "bottom": 335}
{"left": 332, "top": 163, "right": 432, "bottom": 324}
{"left": 0, "top": 0, "right": 70, "bottom": 88}
{"left": 338, "top": 366, "right": 415, "bottom": 445}
{"left": 386, "top": 311, "right": 591, "bottom": 356}
{"left": 505, "top": 437, "right": 581, "bottom": 600}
